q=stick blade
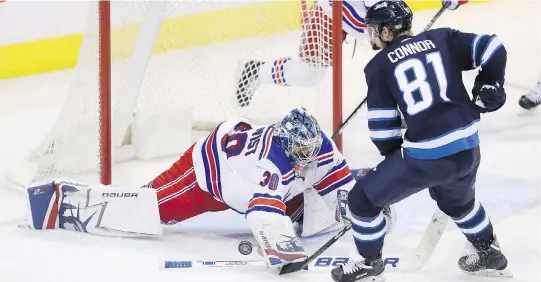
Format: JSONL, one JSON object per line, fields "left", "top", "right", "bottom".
{"left": 279, "top": 262, "right": 306, "bottom": 275}
{"left": 404, "top": 210, "right": 449, "bottom": 271}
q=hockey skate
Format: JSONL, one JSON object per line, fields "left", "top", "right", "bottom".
{"left": 458, "top": 237, "right": 512, "bottom": 278}
{"left": 518, "top": 91, "right": 541, "bottom": 110}
{"left": 235, "top": 60, "right": 263, "bottom": 107}
{"left": 331, "top": 257, "right": 385, "bottom": 282}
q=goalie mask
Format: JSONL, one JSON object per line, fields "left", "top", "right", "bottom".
{"left": 274, "top": 108, "right": 323, "bottom": 168}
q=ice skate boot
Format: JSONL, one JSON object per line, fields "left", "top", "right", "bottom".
{"left": 235, "top": 60, "right": 263, "bottom": 107}
{"left": 518, "top": 90, "right": 541, "bottom": 110}
{"left": 458, "top": 237, "right": 512, "bottom": 277}
{"left": 331, "top": 257, "right": 385, "bottom": 282}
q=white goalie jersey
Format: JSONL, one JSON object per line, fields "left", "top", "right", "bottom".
{"left": 191, "top": 119, "right": 355, "bottom": 230}
{"left": 317, "top": 0, "right": 382, "bottom": 40}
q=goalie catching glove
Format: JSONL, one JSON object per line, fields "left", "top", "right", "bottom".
{"left": 252, "top": 216, "right": 307, "bottom": 268}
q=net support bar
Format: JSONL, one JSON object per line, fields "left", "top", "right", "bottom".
{"left": 111, "top": 1, "right": 168, "bottom": 148}
{"left": 332, "top": 0, "right": 343, "bottom": 151}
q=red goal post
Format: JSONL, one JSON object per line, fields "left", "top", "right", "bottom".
{"left": 9, "top": 0, "right": 345, "bottom": 187}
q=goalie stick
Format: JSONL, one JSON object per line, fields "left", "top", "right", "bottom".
{"left": 163, "top": 211, "right": 448, "bottom": 273}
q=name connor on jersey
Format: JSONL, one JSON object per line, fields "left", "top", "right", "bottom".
{"left": 387, "top": 39, "right": 436, "bottom": 63}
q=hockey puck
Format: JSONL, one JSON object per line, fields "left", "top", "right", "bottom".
{"left": 238, "top": 240, "right": 253, "bottom": 255}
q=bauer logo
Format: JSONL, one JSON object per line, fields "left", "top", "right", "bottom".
{"left": 102, "top": 192, "right": 138, "bottom": 198}
{"left": 312, "top": 257, "right": 399, "bottom": 268}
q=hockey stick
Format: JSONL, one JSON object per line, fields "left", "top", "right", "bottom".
{"left": 331, "top": 97, "right": 367, "bottom": 139}
{"left": 401, "top": 210, "right": 448, "bottom": 271}
{"left": 330, "top": 8, "right": 446, "bottom": 140}
{"left": 280, "top": 223, "right": 352, "bottom": 274}
{"left": 163, "top": 260, "right": 266, "bottom": 269}
{"left": 423, "top": 6, "right": 446, "bottom": 32}
{"left": 280, "top": 190, "right": 351, "bottom": 274}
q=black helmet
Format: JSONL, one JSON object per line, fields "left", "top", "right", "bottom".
{"left": 366, "top": 1, "right": 413, "bottom": 37}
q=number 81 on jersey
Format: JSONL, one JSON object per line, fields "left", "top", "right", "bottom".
{"left": 395, "top": 51, "right": 449, "bottom": 116}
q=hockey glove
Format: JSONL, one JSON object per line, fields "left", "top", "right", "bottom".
{"left": 442, "top": 0, "right": 469, "bottom": 10}
{"left": 253, "top": 217, "right": 307, "bottom": 269}
{"left": 472, "top": 81, "right": 506, "bottom": 112}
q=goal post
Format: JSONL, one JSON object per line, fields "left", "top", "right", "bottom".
{"left": 7, "top": 0, "right": 345, "bottom": 188}
{"left": 99, "top": 0, "right": 112, "bottom": 185}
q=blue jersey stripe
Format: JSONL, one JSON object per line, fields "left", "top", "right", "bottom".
{"left": 317, "top": 158, "right": 333, "bottom": 167}
{"left": 246, "top": 206, "right": 285, "bottom": 216}
{"left": 252, "top": 193, "right": 282, "bottom": 200}
{"left": 201, "top": 138, "right": 215, "bottom": 198}
{"left": 210, "top": 130, "right": 222, "bottom": 201}
{"left": 405, "top": 132, "right": 479, "bottom": 159}
{"left": 266, "top": 142, "right": 294, "bottom": 176}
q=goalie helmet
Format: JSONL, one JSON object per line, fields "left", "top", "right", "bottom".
{"left": 274, "top": 107, "right": 323, "bottom": 167}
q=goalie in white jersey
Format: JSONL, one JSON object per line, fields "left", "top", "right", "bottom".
{"left": 23, "top": 108, "right": 357, "bottom": 269}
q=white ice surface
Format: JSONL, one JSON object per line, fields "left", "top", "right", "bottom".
{"left": 0, "top": 2, "right": 540, "bottom": 282}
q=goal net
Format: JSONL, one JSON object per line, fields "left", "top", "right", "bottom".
{"left": 8, "top": 0, "right": 343, "bottom": 186}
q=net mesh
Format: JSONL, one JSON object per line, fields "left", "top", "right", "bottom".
{"left": 25, "top": 0, "right": 335, "bottom": 182}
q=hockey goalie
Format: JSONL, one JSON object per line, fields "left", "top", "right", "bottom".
{"left": 23, "top": 108, "right": 394, "bottom": 269}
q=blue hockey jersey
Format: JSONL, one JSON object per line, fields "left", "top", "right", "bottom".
{"left": 364, "top": 28, "right": 506, "bottom": 159}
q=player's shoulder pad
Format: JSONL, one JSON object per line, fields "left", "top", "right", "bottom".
{"left": 364, "top": 51, "right": 384, "bottom": 74}
{"left": 260, "top": 138, "right": 295, "bottom": 186}
{"left": 422, "top": 27, "right": 454, "bottom": 41}
{"left": 315, "top": 132, "right": 336, "bottom": 168}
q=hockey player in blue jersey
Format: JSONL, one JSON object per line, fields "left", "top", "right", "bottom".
{"left": 331, "top": 1, "right": 509, "bottom": 282}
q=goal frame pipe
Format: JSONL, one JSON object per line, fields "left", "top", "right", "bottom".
{"left": 331, "top": 0, "right": 343, "bottom": 151}
{"left": 99, "top": 0, "right": 112, "bottom": 185}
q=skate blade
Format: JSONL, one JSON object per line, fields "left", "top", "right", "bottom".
{"left": 517, "top": 107, "right": 538, "bottom": 116}
{"left": 360, "top": 276, "right": 385, "bottom": 282}
{"left": 463, "top": 269, "right": 513, "bottom": 278}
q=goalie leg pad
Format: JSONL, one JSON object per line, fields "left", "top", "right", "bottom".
{"left": 25, "top": 179, "right": 162, "bottom": 236}
{"left": 26, "top": 181, "right": 61, "bottom": 230}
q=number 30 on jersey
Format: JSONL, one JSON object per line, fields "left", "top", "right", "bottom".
{"left": 260, "top": 171, "right": 279, "bottom": 190}
{"left": 394, "top": 51, "right": 449, "bottom": 115}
